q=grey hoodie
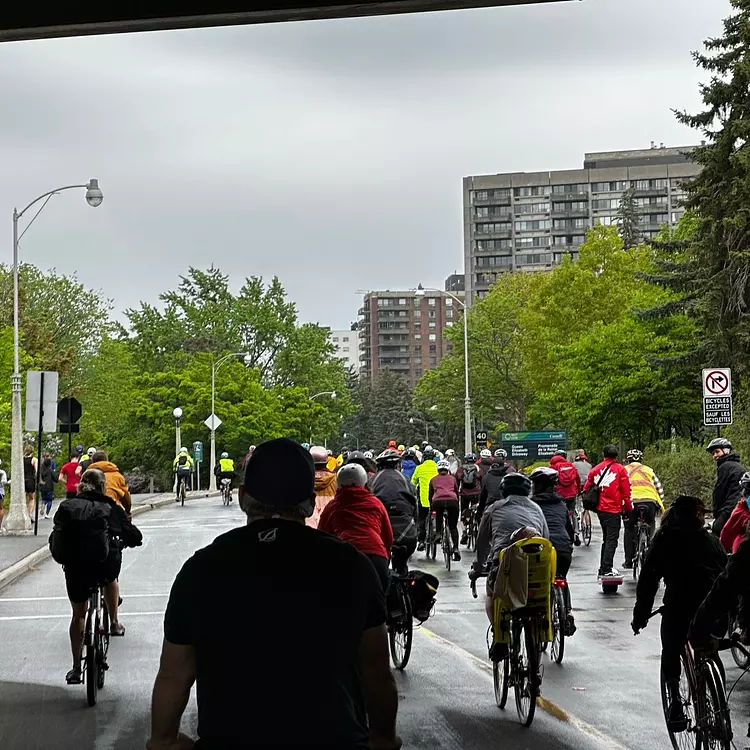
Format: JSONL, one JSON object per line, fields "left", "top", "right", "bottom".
{"left": 475, "top": 494, "right": 550, "bottom": 569}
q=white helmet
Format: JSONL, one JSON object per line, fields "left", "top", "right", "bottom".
{"left": 480, "top": 449, "right": 492, "bottom": 458}
{"left": 87, "top": 447, "right": 96, "bottom": 456}
{"left": 180, "top": 447, "right": 188, "bottom": 454}
{"left": 437, "top": 459, "right": 451, "bottom": 470}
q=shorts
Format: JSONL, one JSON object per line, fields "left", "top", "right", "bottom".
{"left": 64, "top": 550, "right": 122, "bottom": 605}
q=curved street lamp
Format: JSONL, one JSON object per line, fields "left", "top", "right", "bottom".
{"left": 208, "top": 352, "right": 251, "bottom": 491}
{"left": 415, "top": 284, "right": 471, "bottom": 457}
{"left": 343, "top": 431, "right": 359, "bottom": 451}
{"left": 6, "top": 180, "right": 103, "bottom": 533}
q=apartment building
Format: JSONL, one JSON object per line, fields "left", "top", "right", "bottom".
{"left": 328, "top": 327, "right": 360, "bottom": 371}
{"left": 463, "top": 145, "right": 701, "bottom": 305}
{"left": 358, "top": 283, "right": 464, "bottom": 386}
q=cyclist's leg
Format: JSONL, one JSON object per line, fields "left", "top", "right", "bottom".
{"left": 417, "top": 505, "right": 428, "bottom": 548}
{"left": 645, "top": 502, "right": 658, "bottom": 541}
{"left": 660, "top": 608, "right": 690, "bottom": 728}
{"left": 447, "top": 500, "right": 460, "bottom": 557}
{"left": 459, "top": 493, "right": 470, "bottom": 543}
{"left": 64, "top": 571, "right": 90, "bottom": 680}
{"left": 622, "top": 507, "right": 638, "bottom": 566}
{"left": 433, "top": 501, "right": 445, "bottom": 541}
{"left": 102, "top": 550, "right": 124, "bottom": 635}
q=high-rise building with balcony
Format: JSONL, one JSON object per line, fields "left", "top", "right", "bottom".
{"left": 463, "top": 145, "right": 701, "bottom": 305}
{"left": 327, "top": 327, "right": 360, "bottom": 372}
{"left": 358, "top": 283, "right": 464, "bottom": 387}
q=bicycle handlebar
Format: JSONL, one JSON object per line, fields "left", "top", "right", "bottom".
{"left": 469, "top": 569, "right": 488, "bottom": 599}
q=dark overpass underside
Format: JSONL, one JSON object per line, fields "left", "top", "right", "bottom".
{"left": 0, "top": 1, "right": 565, "bottom": 42}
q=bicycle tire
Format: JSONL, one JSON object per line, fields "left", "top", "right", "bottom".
{"left": 493, "top": 654, "right": 510, "bottom": 708}
{"left": 582, "top": 515, "right": 592, "bottom": 546}
{"left": 551, "top": 588, "right": 565, "bottom": 665}
{"left": 443, "top": 522, "right": 452, "bottom": 572}
{"left": 729, "top": 611, "right": 750, "bottom": 669}
{"left": 634, "top": 528, "right": 648, "bottom": 582}
{"left": 86, "top": 641, "right": 98, "bottom": 706}
{"left": 660, "top": 663, "right": 699, "bottom": 750}
{"left": 388, "top": 581, "right": 413, "bottom": 670}
{"left": 98, "top": 601, "right": 110, "bottom": 690}
{"left": 514, "top": 619, "right": 539, "bottom": 727}
{"left": 696, "top": 658, "right": 732, "bottom": 749}
{"left": 180, "top": 479, "right": 186, "bottom": 507}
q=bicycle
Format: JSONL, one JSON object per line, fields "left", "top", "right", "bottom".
{"left": 387, "top": 573, "right": 414, "bottom": 670}
{"left": 471, "top": 569, "right": 546, "bottom": 727}
{"left": 578, "top": 499, "right": 592, "bottom": 546}
{"left": 176, "top": 473, "right": 188, "bottom": 507}
{"left": 632, "top": 504, "right": 653, "bottom": 582}
{"left": 426, "top": 510, "right": 438, "bottom": 561}
{"left": 640, "top": 607, "right": 732, "bottom": 750}
{"left": 550, "top": 578, "right": 568, "bottom": 665}
{"left": 83, "top": 584, "right": 110, "bottom": 707}
{"left": 221, "top": 478, "right": 232, "bottom": 506}
{"left": 464, "top": 503, "right": 478, "bottom": 552}
{"left": 436, "top": 507, "right": 453, "bottom": 571}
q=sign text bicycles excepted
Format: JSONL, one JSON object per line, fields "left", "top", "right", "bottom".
{"left": 702, "top": 368, "right": 733, "bottom": 426}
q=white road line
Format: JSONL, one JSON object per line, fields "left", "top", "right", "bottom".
{"left": 0, "top": 593, "right": 171, "bottom": 602}
{"left": 0, "top": 611, "right": 165, "bottom": 622}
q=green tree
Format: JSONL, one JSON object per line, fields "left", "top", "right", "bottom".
{"left": 616, "top": 188, "right": 642, "bottom": 250}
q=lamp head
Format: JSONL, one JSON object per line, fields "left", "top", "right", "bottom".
{"left": 173, "top": 407, "right": 183, "bottom": 420}
{"left": 85, "top": 179, "right": 103, "bottom": 208}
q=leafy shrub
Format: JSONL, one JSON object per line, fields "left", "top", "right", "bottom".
{"left": 646, "top": 438, "right": 715, "bottom": 505}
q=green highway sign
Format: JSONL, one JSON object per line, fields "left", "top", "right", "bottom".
{"left": 192, "top": 440, "right": 204, "bottom": 462}
{"left": 501, "top": 430, "right": 567, "bottom": 461}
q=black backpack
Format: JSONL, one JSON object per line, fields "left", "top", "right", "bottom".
{"left": 178, "top": 454, "right": 188, "bottom": 466}
{"left": 49, "top": 497, "right": 110, "bottom": 566}
{"left": 461, "top": 464, "right": 478, "bottom": 489}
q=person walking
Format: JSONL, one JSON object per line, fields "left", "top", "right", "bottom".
{"left": 706, "top": 437, "right": 749, "bottom": 536}
{"left": 23, "top": 444, "right": 38, "bottom": 519}
{"left": 148, "top": 438, "right": 401, "bottom": 750}
{"left": 39, "top": 456, "right": 58, "bottom": 519}
{"left": 583, "top": 444, "right": 632, "bottom": 578}
{"left": 574, "top": 452, "right": 593, "bottom": 486}
{"left": 0, "top": 459, "right": 8, "bottom": 529}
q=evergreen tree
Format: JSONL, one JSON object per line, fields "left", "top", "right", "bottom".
{"left": 642, "top": 0, "right": 750, "bottom": 378}
{"left": 616, "top": 188, "right": 642, "bottom": 250}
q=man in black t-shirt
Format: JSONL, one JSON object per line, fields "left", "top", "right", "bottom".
{"left": 148, "top": 438, "right": 401, "bottom": 750}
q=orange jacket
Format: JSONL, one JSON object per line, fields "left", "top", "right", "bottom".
{"left": 88, "top": 461, "right": 132, "bottom": 517}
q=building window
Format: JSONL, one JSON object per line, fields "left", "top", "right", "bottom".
{"left": 593, "top": 215, "right": 616, "bottom": 226}
{"left": 515, "top": 236, "right": 549, "bottom": 248}
{"left": 475, "top": 222, "right": 511, "bottom": 234}
{"left": 429, "top": 356, "right": 438, "bottom": 366}
{"left": 332, "top": 337, "right": 339, "bottom": 342}
{"left": 413, "top": 309, "right": 421, "bottom": 317}
{"left": 446, "top": 309, "right": 453, "bottom": 319}
{"left": 514, "top": 219, "right": 550, "bottom": 232}
{"left": 551, "top": 183, "right": 588, "bottom": 194}
{"left": 445, "top": 297, "right": 453, "bottom": 306}
{"left": 428, "top": 334, "right": 437, "bottom": 341}
{"left": 592, "top": 181, "right": 629, "bottom": 192}
{"left": 414, "top": 356, "right": 422, "bottom": 364}
{"left": 428, "top": 298, "right": 436, "bottom": 307}
{"left": 429, "top": 321, "right": 436, "bottom": 328}
{"left": 515, "top": 202, "right": 550, "bottom": 214}
{"left": 342, "top": 336, "right": 349, "bottom": 342}
{"left": 553, "top": 218, "right": 587, "bottom": 229}
{"left": 429, "top": 344, "right": 437, "bottom": 353}
{"left": 414, "top": 333, "right": 422, "bottom": 340}
{"left": 342, "top": 347, "right": 349, "bottom": 352}
{"left": 517, "top": 252, "right": 552, "bottom": 266}
{"left": 398, "top": 298, "right": 407, "bottom": 305}
{"left": 474, "top": 190, "right": 488, "bottom": 201}
{"left": 514, "top": 186, "right": 548, "bottom": 197}
{"left": 476, "top": 238, "right": 512, "bottom": 251}
{"left": 592, "top": 198, "right": 619, "bottom": 210}
{"left": 413, "top": 297, "right": 421, "bottom": 307}
{"left": 428, "top": 310, "right": 436, "bottom": 318}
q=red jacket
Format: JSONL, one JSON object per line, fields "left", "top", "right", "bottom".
{"left": 584, "top": 460, "right": 633, "bottom": 515}
{"left": 429, "top": 472, "right": 459, "bottom": 502}
{"left": 720, "top": 499, "right": 750, "bottom": 553}
{"left": 549, "top": 456, "right": 581, "bottom": 500}
{"left": 318, "top": 485, "right": 393, "bottom": 559}
{"left": 59, "top": 460, "right": 80, "bottom": 494}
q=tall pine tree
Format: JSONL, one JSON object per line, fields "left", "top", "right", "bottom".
{"left": 616, "top": 188, "right": 642, "bottom": 249}
{"left": 643, "top": 0, "right": 750, "bottom": 379}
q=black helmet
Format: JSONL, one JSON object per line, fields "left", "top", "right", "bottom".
{"left": 707, "top": 437, "right": 732, "bottom": 452}
{"left": 346, "top": 451, "right": 367, "bottom": 466}
{"left": 463, "top": 453, "right": 476, "bottom": 462}
{"left": 376, "top": 449, "right": 401, "bottom": 467}
{"left": 500, "top": 472, "right": 532, "bottom": 497}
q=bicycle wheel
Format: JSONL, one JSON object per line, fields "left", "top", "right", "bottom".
{"left": 696, "top": 659, "right": 732, "bottom": 749}
{"left": 729, "top": 611, "right": 750, "bottom": 669}
{"left": 180, "top": 479, "right": 186, "bottom": 507}
{"left": 551, "top": 587, "right": 565, "bottom": 665}
{"left": 582, "top": 513, "right": 592, "bottom": 546}
{"left": 634, "top": 529, "right": 648, "bottom": 582}
{"left": 514, "top": 619, "right": 539, "bottom": 727}
{"left": 660, "top": 663, "right": 699, "bottom": 750}
{"left": 443, "top": 521, "right": 452, "bottom": 572}
{"left": 98, "top": 601, "right": 110, "bottom": 690}
{"left": 429, "top": 515, "right": 437, "bottom": 560}
{"left": 493, "top": 653, "right": 510, "bottom": 708}
{"left": 388, "top": 581, "right": 413, "bottom": 670}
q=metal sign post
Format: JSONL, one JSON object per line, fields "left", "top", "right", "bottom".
{"left": 702, "top": 368, "right": 733, "bottom": 433}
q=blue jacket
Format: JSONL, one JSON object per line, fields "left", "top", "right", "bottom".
{"left": 401, "top": 459, "right": 417, "bottom": 481}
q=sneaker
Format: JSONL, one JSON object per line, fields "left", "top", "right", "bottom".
{"left": 666, "top": 699, "right": 688, "bottom": 733}
{"left": 565, "top": 614, "right": 577, "bottom": 636}
{"left": 574, "top": 534, "right": 581, "bottom": 547}
{"left": 453, "top": 550, "right": 461, "bottom": 562}
{"left": 417, "top": 542, "right": 425, "bottom": 552}
{"left": 460, "top": 534, "right": 468, "bottom": 545}
{"left": 623, "top": 561, "right": 633, "bottom": 570}
{"left": 489, "top": 642, "right": 508, "bottom": 662}
{"left": 65, "top": 668, "right": 83, "bottom": 685}
{"left": 603, "top": 569, "right": 620, "bottom": 577}
{"left": 110, "top": 621, "right": 125, "bottom": 637}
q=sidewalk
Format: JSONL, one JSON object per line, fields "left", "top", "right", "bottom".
{"left": 0, "top": 490, "right": 216, "bottom": 591}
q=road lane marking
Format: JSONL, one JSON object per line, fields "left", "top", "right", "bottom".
{"left": 418, "top": 625, "right": 629, "bottom": 750}
{"left": 0, "top": 610, "right": 165, "bottom": 622}
{"left": 0, "top": 593, "right": 171, "bottom": 602}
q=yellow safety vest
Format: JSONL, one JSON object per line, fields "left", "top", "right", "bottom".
{"left": 625, "top": 463, "right": 664, "bottom": 511}
{"left": 219, "top": 458, "right": 234, "bottom": 473}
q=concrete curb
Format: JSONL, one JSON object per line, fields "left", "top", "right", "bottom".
{"left": 0, "top": 490, "right": 222, "bottom": 593}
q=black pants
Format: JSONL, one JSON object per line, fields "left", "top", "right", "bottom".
{"left": 623, "top": 502, "right": 658, "bottom": 564}
{"left": 597, "top": 511, "right": 622, "bottom": 575}
{"left": 391, "top": 538, "right": 417, "bottom": 575}
{"left": 366, "top": 553, "right": 391, "bottom": 593}
{"left": 461, "top": 492, "right": 481, "bottom": 520}
{"left": 556, "top": 550, "right": 573, "bottom": 611}
{"left": 661, "top": 609, "right": 691, "bottom": 682}
{"left": 433, "top": 499, "right": 460, "bottom": 550}
{"left": 418, "top": 505, "right": 430, "bottom": 542}
{"left": 712, "top": 508, "right": 732, "bottom": 537}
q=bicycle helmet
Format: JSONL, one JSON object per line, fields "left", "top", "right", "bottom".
{"left": 480, "top": 448, "right": 492, "bottom": 459}
{"left": 553, "top": 449, "right": 568, "bottom": 457}
{"left": 707, "top": 437, "right": 732, "bottom": 452}
{"left": 574, "top": 452, "right": 588, "bottom": 461}
{"left": 87, "top": 447, "right": 96, "bottom": 457}
{"left": 376, "top": 449, "right": 401, "bottom": 467}
{"left": 363, "top": 450, "right": 374, "bottom": 459}
{"left": 437, "top": 459, "right": 451, "bottom": 471}
{"left": 446, "top": 448, "right": 456, "bottom": 457}
{"left": 494, "top": 448, "right": 507, "bottom": 459}
{"left": 463, "top": 452, "right": 476, "bottom": 462}
{"left": 740, "top": 472, "right": 750, "bottom": 493}
{"left": 529, "top": 466, "right": 558, "bottom": 491}
{"left": 397, "top": 444, "right": 405, "bottom": 452}
{"left": 510, "top": 526, "right": 543, "bottom": 543}
{"left": 500, "top": 472, "right": 532, "bottom": 498}
{"left": 422, "top": 448, "right": 436, "bottom": 461}
{"left": 626, "top": 449, "right": 644, "bottom": 462}
{"left": 301, "top": 442, "right": 311, "bottom": 451}
{"left": 220, "top": 452, "right": 229, "bottom": 459}
{"left": 309, "top": 445, "right": 328, "bottom": 464}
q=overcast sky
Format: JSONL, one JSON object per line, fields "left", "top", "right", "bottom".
{"left": 0, "top": 0, "right": 731, "bottom": 329}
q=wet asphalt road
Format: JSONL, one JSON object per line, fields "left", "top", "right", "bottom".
{"left": 1, "top": 497, "right": 749, "bottom": 749}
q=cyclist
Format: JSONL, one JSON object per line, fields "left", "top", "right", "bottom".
{"left": 173, "top": 447, "right": 194, "bottom": 501}
{"left": 241, "top": 445, "right": 256, "bottom": 470}
{"left": 309, "top": 445, "right": 337, "bottom": 528}
{"left": 622, "top": 449, "right": 664, "bottom": 569}
{"left": 549, "top": 451, "right": 581, "bottom": 541}
{"left": 214, "top": 452, "right": 235, "bottom": 500}
{"left": 319, "top": 463, "right": 394, "bottom": 592}
{"left": 573, "top": 451, "right": 592, "bottom": 485}
{"left": 476, "top": 450, "right": 510, "bottom": 521}
{"left": 51, "top": 468, "right": 143, "bottom": 683}
{"left": 429, "top": 459, "right": 461, "bottom": 561}
{"left": 719, "top": 472, "right": 750, "bottom": 553}
{"left": 445, "top": 448, "right": 460, "bottom": 476}
{"left": 372, "top": 450, "right": 418, "bottom": 574}
{"left": 89, "top": 451, "right": 133, "bottom": 517}
{"left": 530, "top": 467, "right": 576, "bottom": 635}
{"left": 75, "top": 447, "right": 97, "bottom": 477}
{"left": 583, "top": 445, "right": 632, "bottom": 579}
{"left": 632, "top": 495, "right": 726, "bottom": 732}
{"left": 400, "top": 448, "right": 418, "bottom": 481}
{"left": 411, "top": 447, "right": 438, "bottom": 551}
{"left": 477, "top": 448, "right": 494, "bottom": 476}
{"left": 706, "top": 437, "right": 749, "bottom": 536}
{"left": 457, "top": 453, "right": 482, "bottom": 544}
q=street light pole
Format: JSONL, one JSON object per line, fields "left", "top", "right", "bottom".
{"left": 308, "top": 391, "right": 337, "bottom": 445}
{"left": 6, "top": 180, "right": 103, "bottom": 534}
{"left": 208, "top": 352, "right": 251, "bottom": 491}
{"left": 415, "top": 285, "right": 472, "bottom": 457}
